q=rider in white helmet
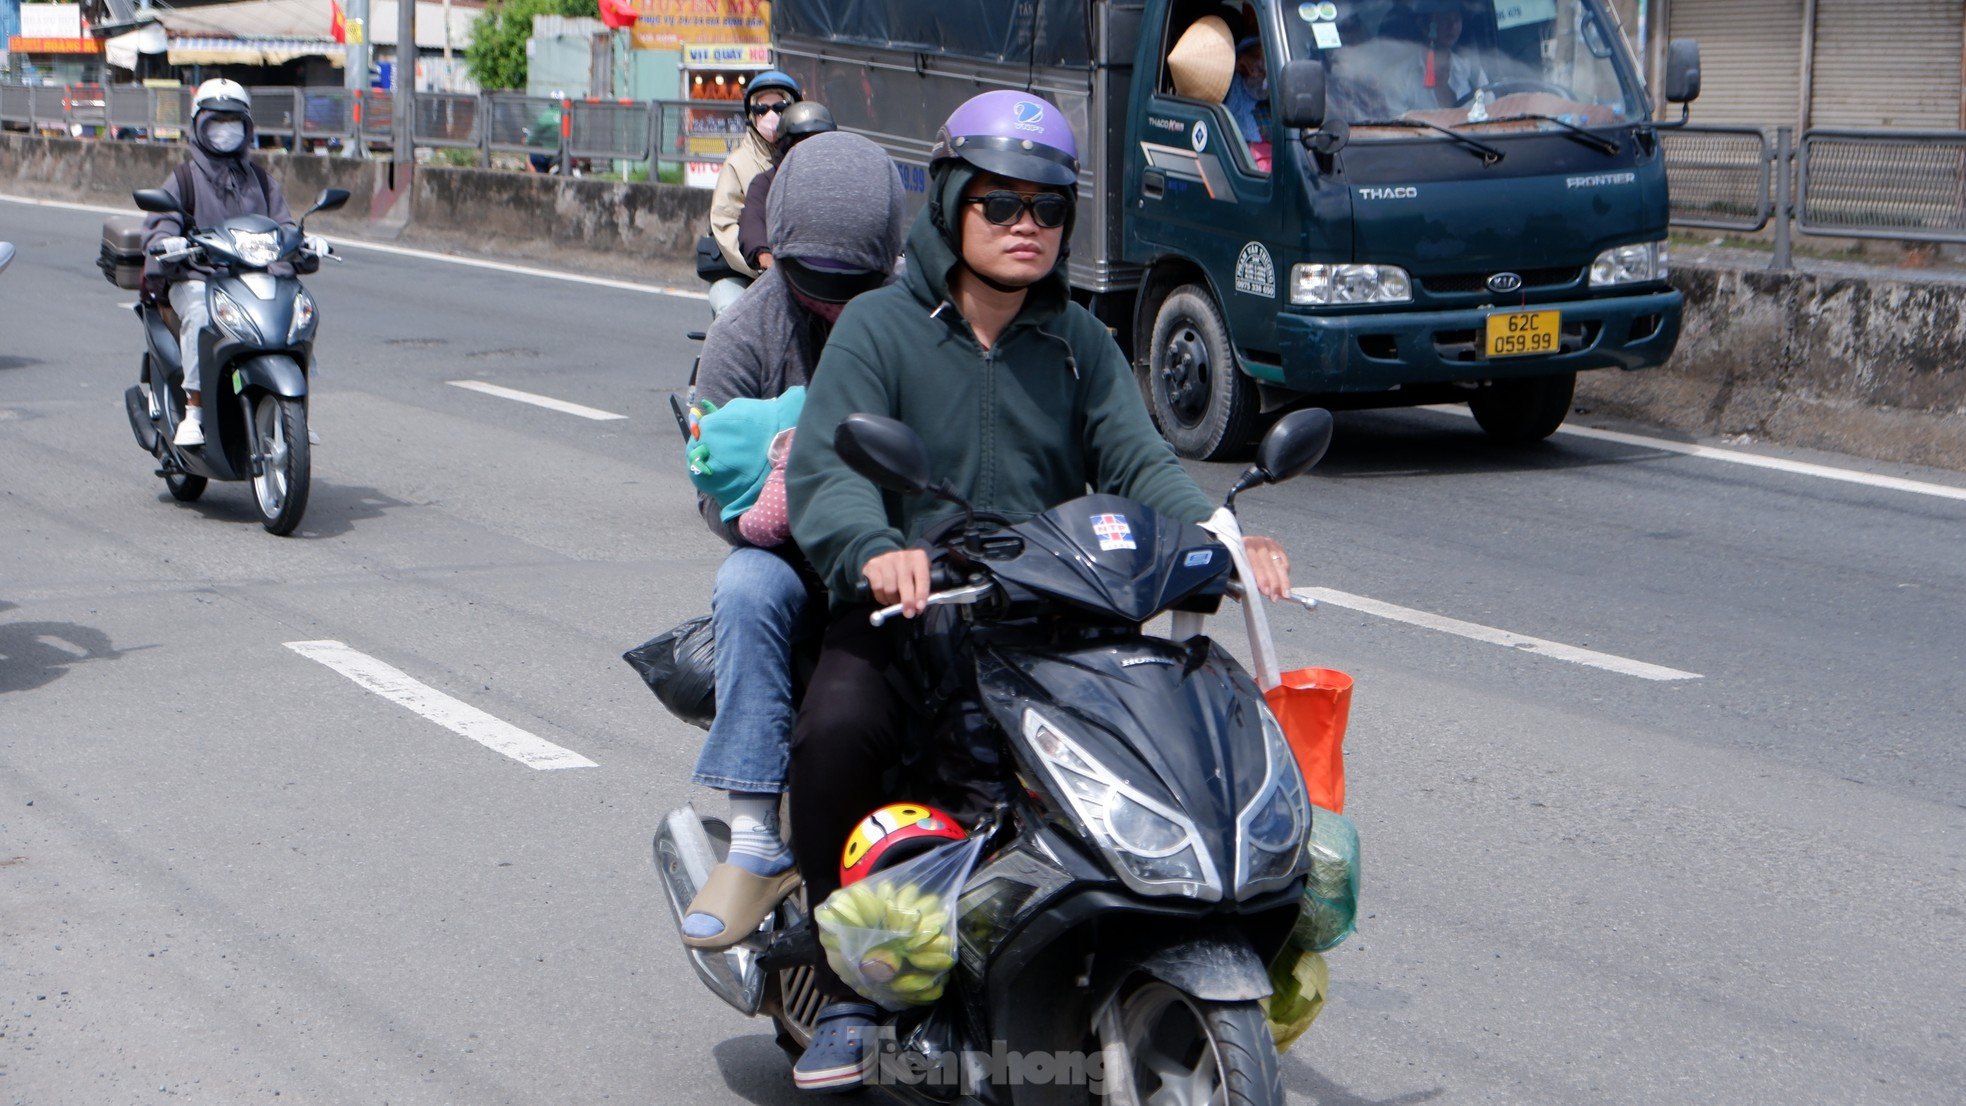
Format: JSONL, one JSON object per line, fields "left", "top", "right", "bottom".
{"left": 142, "top": 79, "right": 319, "bottom": 447}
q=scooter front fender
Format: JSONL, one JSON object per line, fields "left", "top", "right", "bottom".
{"left": 1095, "top": 926, "right": 1273, "bottom": 1005}
{"left": 233, "top": 353, "right": 307, "bottom": 399}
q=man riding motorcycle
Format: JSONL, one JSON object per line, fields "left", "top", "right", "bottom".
{"left": 780, "top": 90, "right": 1295, "bottom": 1092}
{"left": 140, "top": 79, "right": 320, "bottom": 448}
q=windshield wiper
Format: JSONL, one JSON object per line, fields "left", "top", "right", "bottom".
{"left": 1350, "top": 118, "right": 1505, "bottom": 165}
{"left": 1475, "top": 113, "right": 1621, "bottom": 155}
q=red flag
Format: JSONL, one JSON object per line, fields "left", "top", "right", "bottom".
{"left": 331, "top": 0, "right": 347, "bottom": 44}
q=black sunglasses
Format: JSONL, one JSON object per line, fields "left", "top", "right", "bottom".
{"left": 748, "top": 101, "right": 790, "bottom": 117}
{"left": 963, "top": 190, "right": 1071, "bottom": 229}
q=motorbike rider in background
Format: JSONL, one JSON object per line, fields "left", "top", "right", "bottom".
{"left": 779, "top": 90, "right": 1295, "bottom": 1092}
{"left": 141, "top": 79, "right": 319, "bottom": 448}
{"left": 677, "top": 132, "right": 907, "bottom": 952}
{"left": 706, "top": 70, "right": 802, "bottom": 316}
{"left": 736, "top": 100, "right": 838, "bottom": 274}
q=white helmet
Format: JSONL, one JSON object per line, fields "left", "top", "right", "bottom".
{"left": 192, "top": 78, "right": 251, "bottom": 116}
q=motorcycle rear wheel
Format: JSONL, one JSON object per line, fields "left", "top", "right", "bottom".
{"left": 251, "top": 395, "right": 311, "bottom": 536}
{"left": 1096, "top": 978, "right": 1282, "bottom": 1106}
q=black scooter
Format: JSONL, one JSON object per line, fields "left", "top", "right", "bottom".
{"left": 122, "top": 187, "right": 347, "bottom": 535}
{"left": 656, "top": 408, "right": 1335, "bottom": 1105}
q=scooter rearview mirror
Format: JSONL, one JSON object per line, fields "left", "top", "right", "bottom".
{"left": 132, "top": 188, "right": 183, "bottom": 215}
{"left": 0, "top": 242, "right": 14, "bottom": 275}
{"left": 312, "top": 188, "right": 352, "bottom": 214}
{"left": 1255, "top": 408, "right": 1335, "bottom": 484}
{"left": 836, "top": 413, "right": 931, "bottom": 496}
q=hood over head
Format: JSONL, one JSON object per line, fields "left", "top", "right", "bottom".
{"left": 765, "top": 131, "right": 907, "bottom": 280}
{"left": 901, "top": 160, "right": 1071, "bottom": 325}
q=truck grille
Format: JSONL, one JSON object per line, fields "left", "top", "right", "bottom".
{"left": 1419, "top": 266, "right": 1582, "bottom": 295}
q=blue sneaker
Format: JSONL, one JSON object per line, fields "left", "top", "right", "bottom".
{"left": 792, "top": 1001, "right": 878, "bottom": 1093}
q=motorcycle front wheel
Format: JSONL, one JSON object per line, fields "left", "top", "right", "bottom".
{"left": 251, "top": 394, "right": 310, "bottom": 536}
{"left": 1095, "top": 978, "right": 1282, "bottom": 1106}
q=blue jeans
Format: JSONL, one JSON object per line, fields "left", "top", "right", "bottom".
{"left": 691, "top": 546, "right": 814, "bottom": 793}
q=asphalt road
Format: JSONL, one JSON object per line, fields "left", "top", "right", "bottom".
{"left": 2, "top": 195, "right": 1962, "bottom": 1105}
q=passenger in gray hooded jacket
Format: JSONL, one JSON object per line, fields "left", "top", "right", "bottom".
{"left": 673, "top": 132, "right": 906, "bottom": 951}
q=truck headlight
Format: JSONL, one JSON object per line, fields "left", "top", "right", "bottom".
{"left": 1236, "top": 706, "right": 1311, "bottom": 895}
{"left": 1023, "top": 709, "right": 1223, "bottom": 901}
{"left": 1589, "top": 241, "right": 1668, "bottom": 287}
{"left": 1290, "top": 263, "right": 1413, "bottom": 306}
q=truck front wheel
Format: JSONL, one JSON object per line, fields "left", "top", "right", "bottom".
{"left": 1468, "top": 371, "right": 1575, "bottom": 444}
{"left": 1145, "top": 285, "right": 1258, "bottom": 461}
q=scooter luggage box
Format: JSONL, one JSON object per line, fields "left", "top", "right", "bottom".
{"left": 98, "top": 215, "right": 147, "bottom": 290}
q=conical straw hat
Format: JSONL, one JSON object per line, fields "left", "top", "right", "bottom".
{"left": 1168, "top": 15, "right": 1235, "bottom": 104}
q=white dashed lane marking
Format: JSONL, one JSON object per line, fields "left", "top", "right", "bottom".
{"left": 286, "top": 640, "right": 599, "bottom": 770}
{"left": 1296, "top": 588, "right": 1704, "bottom": 682}
{"left": 447, "top": 380, "right": 628, "bottom": 421}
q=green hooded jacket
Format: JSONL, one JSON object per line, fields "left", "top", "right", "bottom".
{"left": 787, "top": 199, "right": 1215, "bottom": 606}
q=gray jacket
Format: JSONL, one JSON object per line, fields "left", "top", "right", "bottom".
{"left": 690, "top": 131, "right": 907, "bottom": 545}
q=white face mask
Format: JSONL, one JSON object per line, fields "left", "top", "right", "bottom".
{"left": 206, "top": 119, "right": 246, "bottom": 153}
{"left": 753, "top": 110, "right": 780, "bottom": 143}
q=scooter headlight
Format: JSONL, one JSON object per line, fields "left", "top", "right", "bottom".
{"left": 1022, "top": 709, "right": 1223, "bottom": 901}
{"left": 209, "top": 287, "right": 260, "bottom": 342}
{"left": 1235, "top": 707, "right": 1311, "bottom": 896}
{"left": 288, "top": 289, "right": 316, "bottom": 342}
{"left": 232, "top": 229, "right": 281, "bottom": 268}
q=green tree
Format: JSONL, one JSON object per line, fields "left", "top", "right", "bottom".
{"left": 465, "top": 0, "right": 601, "bottom": 93}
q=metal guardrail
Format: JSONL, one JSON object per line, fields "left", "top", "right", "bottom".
{"left": 1664, "top": 126, "right": 1773, "bottom": 232}
{"left": 1665, "top": 123, "right": 1966, "bottom": 264}
{"left": 1799, "top": 130, "right": 1966, "bottom": 244}
{"left": 2, "top": 81, "right": 747, "bottom": 179}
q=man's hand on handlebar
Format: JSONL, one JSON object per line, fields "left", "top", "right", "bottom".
{"left": 863, "top": 548, "right": 932, "bottom": 618}
{"left": 1243, "top": 534, "right": 1292, "bottom": 602}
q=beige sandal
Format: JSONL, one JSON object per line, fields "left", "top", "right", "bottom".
{"left": 681, "top": 862, "right": 802, "bottom": 949}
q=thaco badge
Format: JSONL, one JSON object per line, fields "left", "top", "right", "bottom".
{"left": 1485, "top": 309, "right": 1560, "bottom": 358}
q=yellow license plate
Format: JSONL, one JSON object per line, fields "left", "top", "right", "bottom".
{"left": 1485, "top": 310, "right": 1561, "bottom": 358}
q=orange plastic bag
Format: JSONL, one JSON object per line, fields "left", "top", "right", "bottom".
{"left": 1264, "top": 667, "right": 1353, "bottom": 814}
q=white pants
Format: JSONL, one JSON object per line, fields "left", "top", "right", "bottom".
{"left": 168, "top": 279, "right": 208, "bottom": 396}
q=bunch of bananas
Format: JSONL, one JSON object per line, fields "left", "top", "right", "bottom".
{"left": 815, "top": 877, "right": 959, "bottom": 1007}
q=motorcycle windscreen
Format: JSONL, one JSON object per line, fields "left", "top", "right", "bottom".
{"left": 989, "top": 494, "right": 1230, "bottom": 623}
{"left": 976, "top": 638, "right": 1271, "bottom": 894}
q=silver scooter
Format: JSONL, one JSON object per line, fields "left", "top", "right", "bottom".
{"left": 123, "top": 187, "right": 346, "bottom": 535}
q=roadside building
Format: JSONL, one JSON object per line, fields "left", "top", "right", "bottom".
{"left": 1633, "top": 0, "right": 1964, "bottom": 130}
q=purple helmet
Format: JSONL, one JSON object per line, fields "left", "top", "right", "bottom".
{"left": 929, "top": 90, "right": 1080, "bottom": 187}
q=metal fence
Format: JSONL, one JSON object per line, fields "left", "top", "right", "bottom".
{"left": 1663, "top": 123, "right": 1966, "bottom": 263}
{"left": 0, "top": 81, "right": 745, "bottom": 177}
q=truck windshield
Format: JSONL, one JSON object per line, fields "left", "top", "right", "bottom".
{"left": 1283, "top": 1, "right": 1648, "bottom": 140}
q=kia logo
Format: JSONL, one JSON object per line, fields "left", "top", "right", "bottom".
{"left": 1487, "top": 272, "right": 1524, "bottom": 293}
{"left": 1014, "top": 101, "right": 1045, "bottom": 126}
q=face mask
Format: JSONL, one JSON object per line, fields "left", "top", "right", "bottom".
{"left": 206, "top": 120, "right": 246, "bottom": 153}
{"left": 753, "top": 112, "right": 779, "bottom": 143}
{"left": 790, "top": 286, "right": 847, "bottom": 324}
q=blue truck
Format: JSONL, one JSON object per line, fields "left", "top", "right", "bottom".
{"left": 772, "top": 0, "right": 1702, "bottom": 458}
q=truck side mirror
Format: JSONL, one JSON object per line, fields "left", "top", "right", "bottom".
{"left": 1276, "top": 60, "right": 1326, "bottom": 132}
{"left": 1664, "top": 39, "right": 1701, "bottom": 104}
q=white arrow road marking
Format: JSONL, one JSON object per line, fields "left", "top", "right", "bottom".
{"left": 285, "top": 640, "right": 598, "bottom": 769}
{"left": 447, "top": 380, "right": 628, "bottom": 421}
{"left": 1295, "top": 588, "right": 1704, "bottom": 682}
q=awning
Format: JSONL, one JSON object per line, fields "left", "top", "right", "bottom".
{"left": 104, "top": 24, "right": 169, "bottom": 71}
{"left": 151, "top": 0, "right": 478, "bottom": 50}
{"left": 167, "top": 35, "right": 347, "bottom": 67}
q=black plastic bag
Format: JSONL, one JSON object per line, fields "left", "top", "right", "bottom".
{"left": 623, "top": 616, "right": 716, "bottom": 730}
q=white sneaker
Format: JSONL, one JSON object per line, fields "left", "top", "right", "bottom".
{"left": 173, "top": 410, "right": 204, "bottom": 448}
